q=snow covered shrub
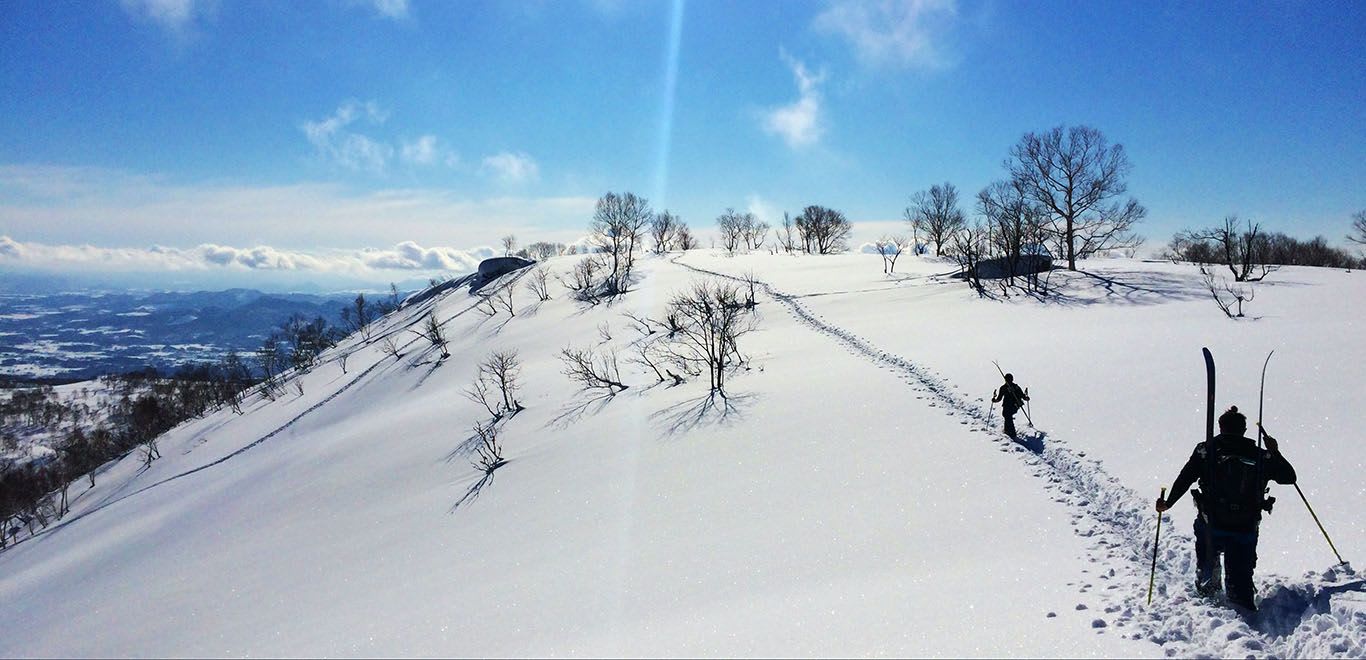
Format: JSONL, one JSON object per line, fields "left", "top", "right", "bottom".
{"left": 471, "top": 422, "right": 505, "bottom": 475}
{"left": 661, "top": 278, "right": 757, "bottom": 395}
{"left": 559, "top": 345, "right": 629, "bottom": 394}
{"left": 465, "top": 351, "right": 524, "bottom": 419}
{"left": 525, "top": 266, "right": 552, "bottom": 302}
{"left": 411, "top": 311, "right": 450, "bottom": 359}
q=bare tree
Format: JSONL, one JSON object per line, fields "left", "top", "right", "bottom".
{"left": 908, "top": 182, "right": 966, "bottom": 257}
{"left": 561, "top": 255, "right": 604, "bottom": 302}
{"left": 494, "top": 286, "right": 516, "bottom": 316}
{"left": 1200, "top": 264, "right": 1255, "bottom": 318}
{"left": 1188, "top": 215, "right": 1276, "bottom": 282}
{"left": 662, "top": 279, "right": 757, "bottom": 395}
{"left": 338, "top": 351, "right": 349, "bottom": 375}
{"left": 380, "top": 336, "right": 402, "bottom": 361}
{"left": 674, "top": 222, "right": 699, "bottom": 251}
{"left": 501, "top": 234, "right": 517, "bottom": 257}
{"left": 1350, "top": 210, "right": 1366, "bottom": 246}
{"left": 590, "top": 191, "right": 651, "bottom": 294}
{"left": 622, "top": 311, "right": 657, "bottom": 338}
{"left": 948, "top": 221, "right": 989, "bottom": 295}
{"left": 411, "top": 311, "right": 450, "bottom": 359}
{"left": 479, "top": 350, "right": 524, "bottom": 415}
{"left": 1007, "top": 124, "right": 1146, "bottom": 270}
{"left": 464, "top": 376, "right": 500, "bottom": 419}
{"left": 342, "top": 293, "right": 374, "bottom": 341}
{"left": 559, "top": 346, "right": 629, "bottom": 394}
{"left": 627, "top": 335, "right": 679, "bottom": 385}
{"left": 525, "top": 266, "right": 552, "bottom": 302}
{"left": 876, "top": 234, "right": 908, "bottom": 274}
{"left": 902, "top": 204, "right": 924, "bottom": 254}
{"left": 525, "top": 241, "right": 564, "bottom": 260}
{"left": 471, "top": 422, "right": 506, "bottom": 474}
{"left": 716, "top": 208, "right": 747, "bottom": 255}
{"left": 776, "top": 213, "right": 799, "bottom": 253}
{"left": 978, "top": 178, "right": 1049, "bottom": 290}
{"left": 597, "top": 322, "right": 612, "bottom": 343}
{"left": 650, "top": 211, "right": 681, "bottom": 254}
{"left": 745, "top": 218, "right": 770, "bottom": 251}
{"left": 794, "top": 205, "right": 852, "bottom": 254}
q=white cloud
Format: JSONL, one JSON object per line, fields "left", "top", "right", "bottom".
{"left": 302, "top": 100, "right": 394, "bottom": 173}
{"left": 480, "top": 152, "right": 540, "bottom": 184}
{"left": 814, "top": 0, "right": 958, "bottom": 69}
{"left": 761, "top": 52, "right": 825, "bottom": 149}
{"left": 303, "top": 103, "right": 465, "bottom": 173}
{"left": 0, "top": 235, "right": 500, "bottom": 276}
{"left": 0, "top": 164, "right": 595, "bottom": 251}
{"left": 745, "top": 194, "right": 781, "bottom": 228}
{"left": 368, "top": 0, "right": 409, "bottom": 19}
{"left": 120, "top": 0, "right": 201, "bottom": 34}
{"left": 0, "top": 236, "right": 23, "bottom": 259}
{"left": 400, "top": 135, "right": 457, "bottom": 167}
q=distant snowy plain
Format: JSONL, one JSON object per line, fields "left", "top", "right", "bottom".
{"left": 1, "top": 251, "right": 1361, "bottom": 657}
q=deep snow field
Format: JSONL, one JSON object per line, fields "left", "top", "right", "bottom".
{"left": 1, "top": 251, "right": 1362, "bottom": 658}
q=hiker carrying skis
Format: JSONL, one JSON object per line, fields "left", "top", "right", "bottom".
{"left": 991, "top": 373, "right": 1029, "bottom": 439}
{"left": 1155, "top": 406, "right": 1296, "bottom": 611}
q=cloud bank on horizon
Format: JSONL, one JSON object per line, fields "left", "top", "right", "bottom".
{"left": 0, "top": 235, "right": 496, "bottom": 278}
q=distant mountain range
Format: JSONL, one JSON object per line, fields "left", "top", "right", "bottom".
{"left": 0, "top": 288, "right": 385, "bottom": 381}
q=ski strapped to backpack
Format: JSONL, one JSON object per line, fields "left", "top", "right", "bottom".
{"left": 991, "top": 360, "right": 1033, "bottom": 427}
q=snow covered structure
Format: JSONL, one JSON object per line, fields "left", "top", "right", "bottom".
{"left": 399, "top": 257, "right": 535, "bottom": 308}
{"left": 973, "top": 253, "right": 1053, "bottom": 279}
{"left": 477, "top": 256, "right": 534, "bottom": 280}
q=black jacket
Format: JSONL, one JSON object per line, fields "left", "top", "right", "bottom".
{"left": 994, "top": 383, "right": 1028, "bottom": 413}
{"left": 1166, "top": 432, "right": 1296, "bottom": 529}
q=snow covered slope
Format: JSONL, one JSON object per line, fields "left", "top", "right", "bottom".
{"left": 1, "top": 253, "right": 1361, "bottom": 657}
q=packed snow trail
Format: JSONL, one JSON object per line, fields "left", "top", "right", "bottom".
{"left": 7, "top": 269, "right": 531, "bottom": 550}
{"left": 674, "top": 254, "right": 1365, "bottom": 658}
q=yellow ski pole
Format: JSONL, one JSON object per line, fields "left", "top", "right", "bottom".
{"left": 1294, "top": 483, "right": 1346, "bottom": 565}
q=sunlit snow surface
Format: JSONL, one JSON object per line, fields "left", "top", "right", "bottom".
{"left": 1, "top": 252, "right": 1361, "bottom": 657}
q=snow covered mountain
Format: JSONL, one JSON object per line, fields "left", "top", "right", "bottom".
{"left": 1, "top": 251, "right": 1361, "bottom": 657}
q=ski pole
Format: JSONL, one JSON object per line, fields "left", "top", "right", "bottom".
{"left": 1148, "top": 487, "right": 1166, "bottom": 605}
{"left": 1294, "top": 483, "right": 1346, "bottom": 565}
{"left": 987, "top": 389, "right": 996, "bottom": 425}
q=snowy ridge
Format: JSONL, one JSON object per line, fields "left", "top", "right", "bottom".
{"left": 14, "top": 268, "right": 530, "bottom": 549}
{"left": 674, "top": 253, "right": 1365, "bottom": 658}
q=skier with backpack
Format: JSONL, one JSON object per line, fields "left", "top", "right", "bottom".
{"left": 990, "top": 373, "right": 1029, "bottom": 439}
{"left": 1154, "top": 405, "right": 1297, "bottom": 611}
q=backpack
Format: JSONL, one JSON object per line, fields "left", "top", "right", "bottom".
{"left": 1000, "top": 384, "right": 1023, "bottom": 413}
{"left": 1199, "top": 440, "right": 1267, "bottom": 528}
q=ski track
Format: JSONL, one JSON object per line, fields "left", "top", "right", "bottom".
{"left": 5, "top": 269, "right": 531, "bottom": 551}
{"left": 673, "top": 254, "right": 1364, "bottom": 658}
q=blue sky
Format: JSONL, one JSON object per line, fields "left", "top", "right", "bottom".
{"left": 1, "top": 0, "right": 1362, "bottom": 289}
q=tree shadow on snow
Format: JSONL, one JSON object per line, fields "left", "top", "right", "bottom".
{"left": 448, "top": 467, "right": 504, "bottom": 514}
{"left": 651, "top": 391, "right": 758, "bottom": 439}
{"left": 1026, "top": 269, "right": 1211, "bottom": 307}
{"left": 547, "top": 391, "right": 619, "bottom": 429}
{"left": 408, "top": 352, "right": 448, "bottom": 391}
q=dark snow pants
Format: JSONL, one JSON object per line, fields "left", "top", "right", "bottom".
{"left": 1003, "top": 411, "right": 1017, "bottom": 438}
{"left": 1194, "top": 517, "right": 1259, "bottom": 605}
